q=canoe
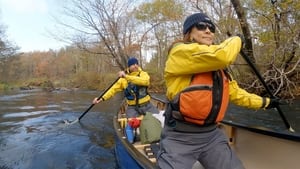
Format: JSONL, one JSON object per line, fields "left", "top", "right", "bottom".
{"left": 113, "top": 96, "right": 300, "bottom": 169}
{"left": 113, "top": 97, "right": 165, "bottom": 169}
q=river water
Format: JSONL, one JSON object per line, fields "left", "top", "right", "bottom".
{"left": 1, "top": 89, "right": 300, "bottom": 169}
{"left": 225, "top": 99, "right": 300, "bottom": 132}
{"left": 0, "top": 89, "right": 123, "bottom": 169}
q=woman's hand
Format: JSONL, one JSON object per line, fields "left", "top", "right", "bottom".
{"left": 93, "top": 97, "right": 103, "bottom": 104}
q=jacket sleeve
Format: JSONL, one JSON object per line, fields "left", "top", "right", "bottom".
{"left": 125, "top": 71, "right": 150, "bottom": 86}
{"left": 229, "top": 80, "right": 270, "bottom": 109}
{"left": 102, "top": 78, "right": 126, "bottom": 100}
{"left": 165, "top": 36, "right": 242, "bottom": 75}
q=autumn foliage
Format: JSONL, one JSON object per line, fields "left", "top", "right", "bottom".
{"left": 0, "top": 0, "right": 299, "bottom": 98}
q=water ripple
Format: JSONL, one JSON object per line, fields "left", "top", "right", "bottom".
{"left": 38, "top": 105, "right": 60, "bottom": 108}
{"left": 2, "top": 110, "right": 60, "bottom": 118}
{"left": 19, "top": 106, "right": 35, "bottom": 110}
{"left": 0, "top": 93, "right": 35, "bottom": 101}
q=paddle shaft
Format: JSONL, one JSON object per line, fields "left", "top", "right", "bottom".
{"left": 78, "top": 77, "right": 120, "bottom": 121}
{"left": 240, "top": 50, "right": 294, "bottom": 132}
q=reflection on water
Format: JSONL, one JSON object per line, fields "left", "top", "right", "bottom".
{"left": 0, "top": 89, "right": 122, "bottom": 169}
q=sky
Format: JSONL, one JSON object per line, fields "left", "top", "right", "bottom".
{"left": 0, "top": 0, "right": 69, "bottom": 52}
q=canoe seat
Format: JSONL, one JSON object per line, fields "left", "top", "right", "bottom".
{"left": 143, "top": 142, "right": 160, "bottom": 163}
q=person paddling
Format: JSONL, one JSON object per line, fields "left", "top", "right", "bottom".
{"left": 92, "top": 57, "right": 159, "bottom": 118}
{"left": 157, "top": 12, "right": 281, "bottom": 169}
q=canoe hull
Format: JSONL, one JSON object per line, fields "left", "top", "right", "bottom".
{"left": 222, "top": 124, "right": 300, "bottom": 169}
{"left": 114, "top": 137, "right": 142, "bottom": 169}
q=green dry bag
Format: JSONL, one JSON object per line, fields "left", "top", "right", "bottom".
{"left": 140, "top": 112, "right": 162, "bottom": 144}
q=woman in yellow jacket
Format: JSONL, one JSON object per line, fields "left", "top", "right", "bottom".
{"left": 157, "top": 13, "right": 279, "bottom": 169}
{"left": 93, "top": 57, "right": 159, "bottom": 118}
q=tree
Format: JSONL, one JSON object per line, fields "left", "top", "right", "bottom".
{"left": 53, "top": 0, "right": 143, "bottom": 70}
{"left": 0, "top": 22, "right": 17, "bottom": 58}
{"left": 235, "top": 0, "right": 300, "bottom": 98}
{"left": 134, "top": 0, "right": 184, "bottom": 75}
{"left": 0, "top": 19, "right": 18, "bottom": 83}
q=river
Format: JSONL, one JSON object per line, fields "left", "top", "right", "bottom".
{"left": 0, "top": 89, "right": 300, "bottom": 169}
{"left": 0, "top": 89, "right": 123, "bottom": 169}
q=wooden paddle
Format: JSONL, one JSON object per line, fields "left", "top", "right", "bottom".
{"left": 64, "top": 77, "right": 120, "bottom": 125}
{"left": 240, "top": 50, "right": 295, "bottom": 132}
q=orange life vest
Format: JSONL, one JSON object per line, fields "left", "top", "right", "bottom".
{"left": 170, "top": 70, "right": 229, "bottom": 125}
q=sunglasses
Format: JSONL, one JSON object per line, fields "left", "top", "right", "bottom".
{"left": 194, "top": 22, "right": 216, "bottom": 33}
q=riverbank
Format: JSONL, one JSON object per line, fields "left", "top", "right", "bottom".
{"left": 0, "top": 73, "right": 166, "bottom": 93}
{"left": 1, "top": 78, "right": 298, "bottom": 98}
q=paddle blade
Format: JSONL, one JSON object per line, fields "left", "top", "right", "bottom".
{"left": 63, "top": 119, "right": 79, "bottom": 125}
{"left": 289, "top": 127, "right": 295, "bottom": 133}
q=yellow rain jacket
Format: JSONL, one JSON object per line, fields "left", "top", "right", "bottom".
{"left": 165, "top": 36, "right": 270, "bottom": 110}
{"left": 102, "top": 67, "right": 151, "bottom": 105}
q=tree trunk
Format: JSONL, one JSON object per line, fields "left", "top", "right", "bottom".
{"left": 230, "top": 0, "right": 255, "bottom": 63}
